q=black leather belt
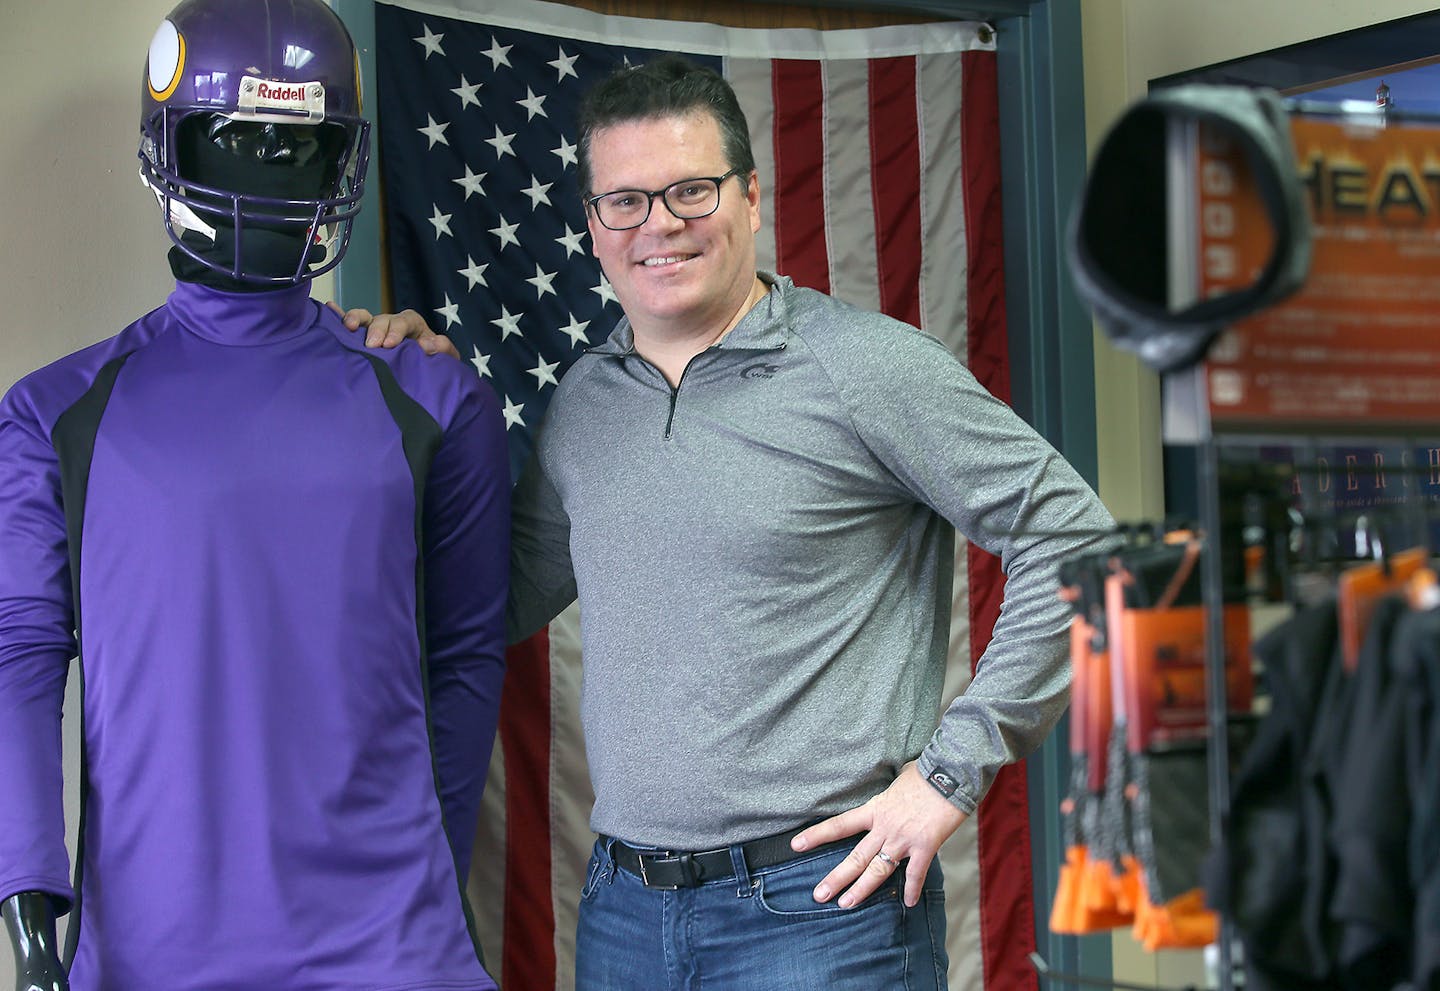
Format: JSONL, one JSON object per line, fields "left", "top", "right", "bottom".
{"left": 608, "top": 824, "right": 847, "bottom": 890}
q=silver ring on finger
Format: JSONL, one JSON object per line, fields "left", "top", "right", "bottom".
{"left": 875, "top": 850, "right": 897, "bottom": 868}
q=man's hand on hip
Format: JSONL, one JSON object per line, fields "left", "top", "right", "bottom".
{"left": 791, "top": 761, "right": 968, "bottom": 909}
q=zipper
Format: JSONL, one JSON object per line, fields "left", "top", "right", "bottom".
{"left": 664, "top": 355, "right": 701, "bottom": 440}
{"left": 662, "top": 342, "right": 786, "bottom": 440}
{"left": 597, "top": 341, "right": 788, "bottom": 440}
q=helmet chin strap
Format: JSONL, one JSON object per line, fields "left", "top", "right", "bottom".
{"left": 168, "top": 228, "right": 328, "bottom": 292}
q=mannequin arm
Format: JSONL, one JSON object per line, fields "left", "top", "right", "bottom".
{"left": 2, "top": 893, "right": 67, "bottom": 991}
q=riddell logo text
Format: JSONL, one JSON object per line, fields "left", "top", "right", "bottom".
{"left": 257, "top": 82, "right": 306, "bottom": 102}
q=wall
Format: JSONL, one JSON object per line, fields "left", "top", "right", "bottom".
{"left": 0, "top": 3, "right": 173, "bottom": 976}
{"left": 1079, "top": 0, "right": 1439, "bottom": 984}
{"left": 0, "top": 0, "right": 335, "bottom": 979}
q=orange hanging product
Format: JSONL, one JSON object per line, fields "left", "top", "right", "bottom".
{"left": 1408, "top": 565, "right": 1439, "bottom": 611}
{"left": 1049, "top": 843, "right": 1087, "bottom": 934}
{"left": 1109, "top": 537, "right": 1252, "bottom": 952}
{"left": 1053, "top": 613, "right": 1132, "bottom": 933}
{"left": 1077, "top": 851, "right": 1136, "bottom": 930}
{"left": 1133, "top": 887, "right": 1220, "bottom": 951}
{"left": 1114, "top": 539, "right": 1254, "bottom": 753}
{"left": 1050, "top": 615, "right": 1090, "bottom": 936}
{"left": 1338, "top": 547, "right": 1427, "bottom": 671}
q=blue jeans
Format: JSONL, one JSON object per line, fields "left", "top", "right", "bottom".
{"left": 575, "top": 836, "right": 949, "bottom": 990}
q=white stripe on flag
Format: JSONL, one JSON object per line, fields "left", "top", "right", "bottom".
{"left": 913, "top": 50, "right": 991, "bottom": 990}
{"left": 918, "top": 51, "right": 971, "bottom": 345}
{"left": 379, "top": 0, "right": 993, "bottom": 59}
{"left": 470, "top": 727, "right": 507, "bottom": 968}
{"left": 821, "top": 57, "right": 883, "bottom": 314}
{"left": 546, "top": 602, "right": 591, "bottom": 991}
{"left": 726, "top": 57, "right": 779, "bottom": 276}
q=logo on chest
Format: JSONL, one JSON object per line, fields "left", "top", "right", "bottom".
{"left": 739, "top": 362, "right": 782, "bottom": 380}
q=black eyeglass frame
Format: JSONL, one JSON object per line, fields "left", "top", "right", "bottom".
{"left": 585, "top": 168, "right": 746, "bottom": 231}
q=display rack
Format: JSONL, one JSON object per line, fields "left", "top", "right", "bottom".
{"left": 1162, "top": 101, "right": 1440, "bottom": 991}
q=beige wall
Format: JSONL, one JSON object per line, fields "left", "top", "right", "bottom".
{"left": 0, "top": 0, "right": 334, "bottom": 979}
{"left": 1, "top": 0, "right": 176, "bottom": 394}
{"left": 0, "top": 2, "right": 177, "bottom": 976}
{"left": 1079, "top": 1, "right": 1438, "bottom": 983}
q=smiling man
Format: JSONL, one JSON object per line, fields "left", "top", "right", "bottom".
{"left": 468, "top": 54, "right": 1120, "bottom": 991}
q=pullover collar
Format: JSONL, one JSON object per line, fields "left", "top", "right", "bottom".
{"left": 167, "top": 279, "right": 317, "bottom": 347}
{"left": 588, "top": 271, "right": 793, "bottom": 358}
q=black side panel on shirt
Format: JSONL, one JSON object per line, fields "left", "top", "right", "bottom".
{"left": 48, "top": 354, "right": 133, "bottom": 965}
{"left": 355, "top": 352, "right": 488, "bottom": 969}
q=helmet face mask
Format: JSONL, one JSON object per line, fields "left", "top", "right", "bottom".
{"left": 138, "top": 0, "right": 370, "bottom": 286}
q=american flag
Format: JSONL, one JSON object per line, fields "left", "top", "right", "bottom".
{"left": 374, "top": 2, "right": 1033, "bottom": 989}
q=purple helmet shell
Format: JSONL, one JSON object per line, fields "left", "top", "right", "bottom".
{"left": 139, "top": 0, "right": 371, "bottom": 285}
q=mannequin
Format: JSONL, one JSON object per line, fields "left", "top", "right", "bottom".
{"left": 2, "top": 895, "right": 64, "bottom": 991}
{"left": 0, "top": 106, "right": 339, "bottom": 991}
{"left": 0, "top": 2, "right": 508, "bottom": 988}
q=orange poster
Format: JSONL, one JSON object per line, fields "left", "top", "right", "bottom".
{"left": 1196, "top": 113, "right": 1440, "bottom": 428}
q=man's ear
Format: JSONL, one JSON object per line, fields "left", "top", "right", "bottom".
{"left": 586, "top": 210, "right": 603, "bottom": 258}
{"left": 746, "top": 171, "right": 761, "bottom": 234}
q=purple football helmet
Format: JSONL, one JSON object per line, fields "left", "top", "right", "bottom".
{"left": 139, "top": 0, "right": 370, "bottom": 285}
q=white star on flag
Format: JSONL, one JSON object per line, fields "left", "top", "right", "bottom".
{"left": 501, "top": 395, "right": 525, "bottom": 430}
{"left": 483, "top": 36, "right": 513, "bottom": 70}
{"left": 489, "top": 215, "right": 521, "bottom": 250}
{"left": 379, "top": 4, "right": 634, "bottom": 479}
{"left": 470, "top": 346, "right": 492, "bottom": 379}
{"left": 548, "top": 46, "right": 579, "bottom": 81}
{"left": 591, "top": 274, "right": 617, "bottom": 306}
{"left": 451, "top": 76, "right": 482, "bottom": 110}
{"left": 558, "top": 312, "right": 591, "bottom": 348}
{"left": 551, "top": 136, "right": 578, "bottom": 169}
{"left": 454, "top": 165, "right": 487, "bottom": 200}
{"left": 491, "top": 306, "right": 523, "bottom": 341}
{"left": 457, "top": 255, "right": 489, "bottom": 290}
{"left": 517, "top": 87, "right": 549, "bottom": 121}
{"left": 527, "top": 355, "right": 561, "bottom": 389}
{"left": 554, "top": 225, "right": 586, "bottom": 258}
{"left": 485, "top": 125, "right": 517, "bottom": 159}
{"left": 413, "top": 25, "right": 444, "bottom": 58}
{"left": 418, "top": 115, "right": 450, "bottom": 149}
{"left": 435, "top": 293, "right": 461, "bottom": 330}
{"left": 526, "top": 264, "right": 558, "bottom": 299}
{"left": 522, "top": 176, "right": 554, "bottom": 210}
{"left": 428, "top": 205, "right": 453, "bottom": 240}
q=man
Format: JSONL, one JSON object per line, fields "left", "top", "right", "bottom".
{"left": 354, "top": 55, "right": 1113, "bottom": 990}
{"left": 0, "top": 2, "right": 509, "bottom": 988}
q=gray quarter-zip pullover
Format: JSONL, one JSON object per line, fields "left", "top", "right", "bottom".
{"left": 509, "top": 273, "right": 1115, "bottom": 849}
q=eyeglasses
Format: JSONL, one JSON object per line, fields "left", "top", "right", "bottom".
{"left": 586, "top": 168, "right": 745, "bottom": 231}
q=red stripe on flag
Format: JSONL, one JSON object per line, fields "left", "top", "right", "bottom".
{"left": 962, "top": 50, "right": 1037, "bottom": 991}
{"left": 960, "top": 52, "right": 1011, "bottom": 407}
{"left": 499, "top": 630, "right": 556, "bottom": 990}
{"left": 771, "top": 60, "right": 830, "bottom": 294}
{"left": 867, "top": 56, "right": 922, "bottom": 329}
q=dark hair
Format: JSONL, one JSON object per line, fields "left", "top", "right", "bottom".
{"left": 576, "top": 55, "right": 756, "bottom": 197}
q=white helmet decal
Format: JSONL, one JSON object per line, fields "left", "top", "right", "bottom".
{"left": 148, "top": 20, "right": 185, "bottom": 101}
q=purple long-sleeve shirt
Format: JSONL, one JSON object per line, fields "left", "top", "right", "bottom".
{"left": 0, "top": 281, "right": 509, "bottom": 991}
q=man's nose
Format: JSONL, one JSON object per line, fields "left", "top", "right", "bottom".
{"left": 639, "top": 194, "right": 686, "bottom": 234}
